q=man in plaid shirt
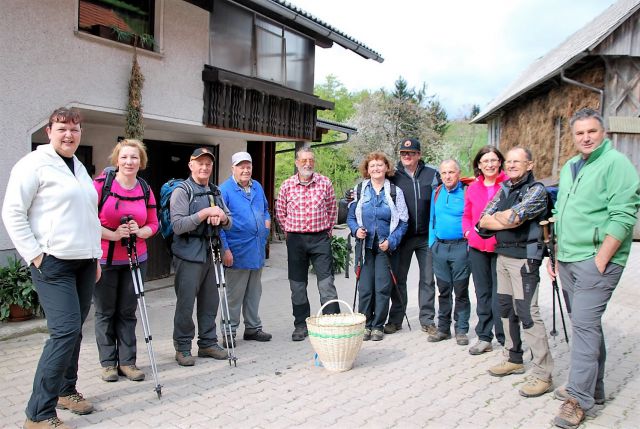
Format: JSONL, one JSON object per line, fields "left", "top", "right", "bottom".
{"left": 276, "top": 147, "right": 341, "bottom": 341}
{"left": 478, "top": 147, "right": 554, "bottom": 399}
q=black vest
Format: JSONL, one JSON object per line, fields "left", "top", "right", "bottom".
{"left": 494, "top": 173, "right": 546, "bottom": 260}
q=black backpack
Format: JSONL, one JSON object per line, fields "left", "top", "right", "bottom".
{"left": 337, "top": 182, "right": 397, "bottom": 225}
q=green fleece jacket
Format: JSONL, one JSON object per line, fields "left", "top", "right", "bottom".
{"left": 555, "top": 139, "right": 639, "bottom": 266}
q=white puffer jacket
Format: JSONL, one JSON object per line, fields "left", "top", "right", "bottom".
{"left": 2, "top": 143, "right": 102, "bottom": 264}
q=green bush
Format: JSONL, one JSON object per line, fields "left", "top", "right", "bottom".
{"left": 0, "top": 256, "right": 39, "bottom": 321}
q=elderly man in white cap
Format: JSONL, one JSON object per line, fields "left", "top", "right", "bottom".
{"left": 218, "top": 152, "right": 272, "bottom": 346}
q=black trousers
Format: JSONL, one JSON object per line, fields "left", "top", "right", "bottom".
{"left": 94, "top": 262, "right": 146, "bottom": 367}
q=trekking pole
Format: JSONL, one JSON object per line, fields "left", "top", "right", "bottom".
{"left": 548, "top": 217, "right": 569, "bottom": 343}
{"left": 352, "top": 237, "right": 364, "bottom": 311}
{"left": 345, "top": 234, "right": 351, "bottom": 279}
{"left": 208, "top": 231, "right": 237, "bottom": 367}
{"left": 383, "top": 251, "right": 412, "bottom": 331}
{"left": 540, "top": 219, "right": 569, "bottom": 344}
{"left": 540, "top": 220, "right": 558, "bottom": 337}
{"left": 121, "top": 216, "right": 162, "bottom": 399}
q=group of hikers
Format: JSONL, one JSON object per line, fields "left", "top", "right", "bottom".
{"left": 2, "top": 106, "right": 639, "bottom": 429}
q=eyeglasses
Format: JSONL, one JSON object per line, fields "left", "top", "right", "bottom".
{"left": 400, "top": 151, "right": 419, "bottom": 157}
{"left": 297, "top": 158, "right": 315, "bottom": 164}
{"left": 479, "top": 159, "right": 500, "bottom": 166}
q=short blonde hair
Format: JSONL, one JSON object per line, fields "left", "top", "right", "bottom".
{"left": 358, "top": 151, "right": 395, "bottom": 179}
{"left": 109, "top": 139, "right": 148, "bottom": 170}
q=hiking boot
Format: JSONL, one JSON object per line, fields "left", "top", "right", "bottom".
{"left": 455, "top": 333, "right": 469, "bottom": 346}
{"left": 175, "top": 350, "right": 195, "bottom": 366}
{"left": 469, "top": 340, "right": 493, "bottom": 355}
{"left": 24, "top": 417, "right": 70, "bottom": 429}
{"left": 488, "top": 360, "right": 525, "bottom": 377}
{"left": 292, "top": 326, "right": 308, "bottom": 341}
{"left": 427, "top": 331, "right": 451, "bottom": 342}
{"left": 519, "top": 376, "right": 553, "bottom": 397}
{"left": 363, "top": 328, "right": 372, "bottom": 341}
{"left": 198, "top": 344, "right": 228, "bottom": 360}
{"left": 244, "top": 329, "right": 272, "bottom": 342}
{"left": 56, "top": 392, "right": 94, "bottom": 415}
{"left": 554, "top": 385, "right": 605, "bottom": 405}
{"left": 554, "top": 398, "right": 585, "bottom": 429}
{"left": 101, "top": 365, "right": 118, "bottom": 382}
{"left": 421, "top": 324, "right": 438, "bottom": 335}
{"left": 383, "top": 323, "right": 402, "bottom": 334}
{"left": 371, "top": 329, "right": 384, "bottom": 341}
{"left": 118, "top": 364, "right": 145, "bottom": 381}
{"left": 221, "top": 334, "right": 236, "bottom": 348}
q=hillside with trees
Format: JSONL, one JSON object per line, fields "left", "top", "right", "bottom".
{"left": 275, "top": 75, "right": 487, "bottom": 196}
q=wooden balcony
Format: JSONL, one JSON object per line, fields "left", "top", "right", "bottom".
{"left": 202, "top": 65, "right": 334, "bottom": 140}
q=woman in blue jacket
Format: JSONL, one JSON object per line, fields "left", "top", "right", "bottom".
{"left": 347, "top": 151, "right": 409, "bottom": 341}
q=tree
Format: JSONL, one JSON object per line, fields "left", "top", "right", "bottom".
{"left": 348, "top": 77, "right": 448, "bottom": 166}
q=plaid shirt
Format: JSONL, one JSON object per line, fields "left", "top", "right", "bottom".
{"left": 481, "top": 174, "right": 547, "bottom": 224}
{"left": 276, "top": 173, "right": 337, "bottom": 233}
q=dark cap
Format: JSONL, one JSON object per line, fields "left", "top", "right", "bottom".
{"left": 190, "top": 147, "right": 215, "bottom": 161}
{"left": 399, "top": 138, "right": 421, "bottom": 152}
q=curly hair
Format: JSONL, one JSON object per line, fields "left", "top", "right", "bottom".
{"left": 358, "top": 151, "right": 395, "bottom": 178}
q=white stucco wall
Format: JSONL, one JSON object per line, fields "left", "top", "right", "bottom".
{"left": 0, "top": 0, "right": 247, "bottom": 253}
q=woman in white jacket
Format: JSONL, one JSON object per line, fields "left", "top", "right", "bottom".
{"left": 2, "top": 107, "right": 102, "bottom": 429}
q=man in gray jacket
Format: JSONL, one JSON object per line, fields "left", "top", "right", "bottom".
{"left": 170, "top": 148, "right": 233, "bottom": 366}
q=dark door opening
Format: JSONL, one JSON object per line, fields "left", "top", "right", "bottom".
{"left": 143, "top": 140, "right": 219, "bottom": 280}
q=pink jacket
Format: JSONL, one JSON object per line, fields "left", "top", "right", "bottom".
{"left": 462, "top": 171, "right": 508, "bottom": 252}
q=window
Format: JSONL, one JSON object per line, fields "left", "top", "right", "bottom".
{"left": 78, "top": 0, "right": 155, "bottom": 50}
{"left": 209, "top": 0, "right": 314, "bottom": 92}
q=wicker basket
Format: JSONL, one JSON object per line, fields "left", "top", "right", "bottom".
{"left": 306, "top": 299, "right": 366, "bottom": 372}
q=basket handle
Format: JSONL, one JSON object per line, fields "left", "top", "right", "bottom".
{"left": 317, "top": 299, "right": 353, "bottom": 317}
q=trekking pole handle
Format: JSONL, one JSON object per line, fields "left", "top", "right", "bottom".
{"left": 121, "top": 215, "right": 133, "bottom": 247}
{"left": 317, "top": 299, "right": 352, "bottom": 316}
{"left": 540, "top": 220, "right": 550, "bottom": 243}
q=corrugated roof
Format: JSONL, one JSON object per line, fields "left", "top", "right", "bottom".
{"left": 473, "top": 0, "right": 640, "bottom": 123}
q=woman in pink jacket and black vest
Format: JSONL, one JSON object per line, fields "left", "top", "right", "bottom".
{"left": 462, "top": 146, "right": 508, "bottom": 355}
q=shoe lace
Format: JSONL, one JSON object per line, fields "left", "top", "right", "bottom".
{"left": 67, "top": 392, "right": 84, "bottom": 403}
{"left": 559, "top": 399, "right": 578, "bottom": 418}
{"left": 47, "top": 417, "right": 65, "bottom": 427}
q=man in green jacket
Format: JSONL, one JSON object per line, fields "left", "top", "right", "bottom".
{"left": 552, "top": 108, "right": 640, "bottom": 429}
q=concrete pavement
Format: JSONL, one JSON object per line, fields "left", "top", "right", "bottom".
{"left": 1, "top": 239, "right": 639, "bottom": 428}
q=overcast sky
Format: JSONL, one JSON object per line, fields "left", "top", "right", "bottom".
{"left": 292, "top": 0, "right": 617, "bottom": 118}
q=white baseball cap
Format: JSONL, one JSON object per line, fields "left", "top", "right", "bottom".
{"left": 231, "top": 151, "right": 252, "bottom": 166}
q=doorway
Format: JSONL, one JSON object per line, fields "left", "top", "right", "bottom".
{"left": 143, "top": 140, "right": 219, "bottom": 280}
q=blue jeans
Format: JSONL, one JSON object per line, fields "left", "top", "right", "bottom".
{"left": 27, "top": 256, "right": 96, "bottom": 421}
{"left": 432, "top": 240, "right": 471, "bottom": 334}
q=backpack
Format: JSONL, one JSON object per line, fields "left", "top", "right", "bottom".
{"left": 355, "top": 181, "right": 397, "bottom": 204}
{"left": 95, "top": 167, "right": 154, "bottom": 265}
{"left": 96, "top": 167, "right": 152, "bottom": 213}
{"left": 158, "top": 178, "right": 219, "bottom": 251}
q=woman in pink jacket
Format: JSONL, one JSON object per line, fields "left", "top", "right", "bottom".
{"left": 462, "top": 146, "right": 508, "bottom": 355}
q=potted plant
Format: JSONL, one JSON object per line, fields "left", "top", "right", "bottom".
{"left": 0, "top": 256, "right": 40, "bottom": 322}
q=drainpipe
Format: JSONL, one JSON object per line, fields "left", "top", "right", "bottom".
{"left": 560, "top": 69, "right": 604, "bottom": 115}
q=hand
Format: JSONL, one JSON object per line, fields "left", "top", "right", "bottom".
{"left": 32, "top": 253, "right": 44, "bottom": 269}
{"left": 114, "top": 223, "right": 131, "bottom": 240}
{"left": 96, "top": 260, "right": 102, "bottom": 282}
{"left": 594, "top": 254, "right": 607, "bottom": 274}
{"left": 223, "top": 249, "right": 233, "bottom": 267}
{"left": 356, "top": 228, "right": 367, "bottom": 239}
{"left": 128, "top": 219, "right": 140, "bottom": 235}
{"left": 379, "top": 239, "right": 389, "bottom": 252}
{"left": 546, "top": 258, "right": 558, "bottom": 280}
{"left": 201, "top": 206, "right": 227, "bottom": 226}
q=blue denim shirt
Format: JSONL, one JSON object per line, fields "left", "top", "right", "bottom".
{"left": 347, "top": 184, "right": 407, "bottom": 251}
